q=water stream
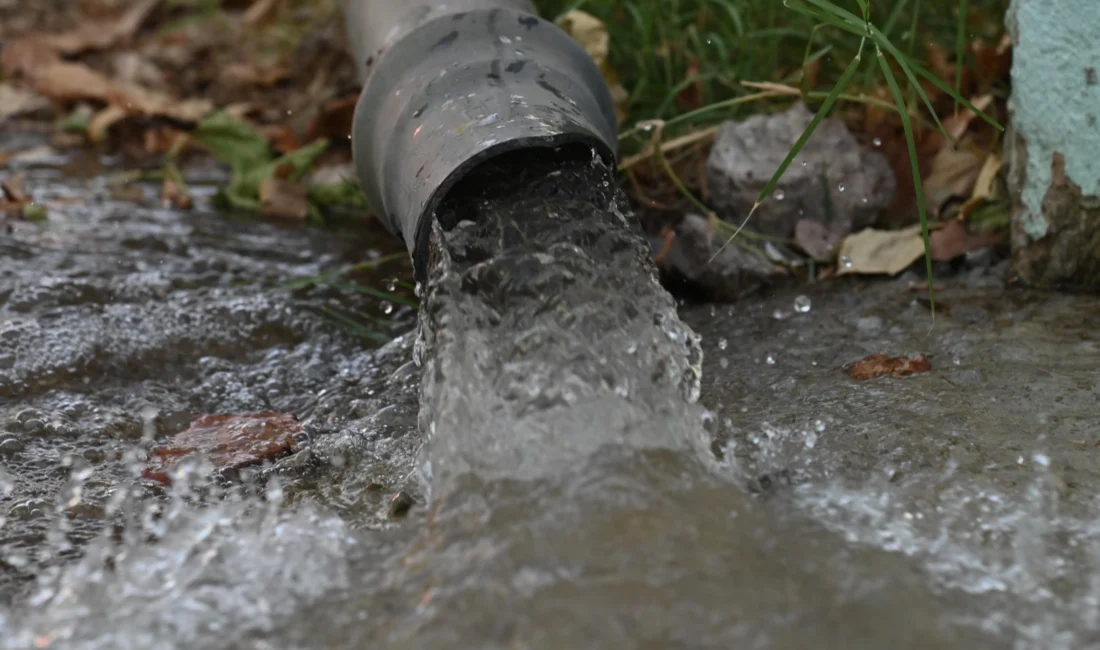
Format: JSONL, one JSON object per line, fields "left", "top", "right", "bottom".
{"left": 2, "top": 137, "right": 1100, "bottom": 649}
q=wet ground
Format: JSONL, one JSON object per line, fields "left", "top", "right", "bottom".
{"left": 2, "top": 137, "right": 1100, "bottom": 649}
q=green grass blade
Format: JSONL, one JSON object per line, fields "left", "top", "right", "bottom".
{"left": 877, "top": 46, "right": 936, "bottom": 319}
{"left": 709, "top": 37, "right": 867, "bottom": 263}
{"left": 954, "top": 0, "right": 968, "bottom": 115}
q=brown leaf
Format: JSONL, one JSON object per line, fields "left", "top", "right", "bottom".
{"left": 259, "top": 177, "right": 310, "bottom": 221}
{"left": 793, "top": 219, "right": 842, "bottom": 260}
{"left": 928, "top": 220, "right": 1002, "bottom": 262}
{"left": 675, "top": 59, "right": 705, "bottom": 112}
{"left": 28, "top": 61, "right": 213, "bottom": 124}
{"left": 161, "top": 177, "right": 192, "bottom": 210}
{"left": 142, "top": 412, "right": 303, "bottom": 486}
{"left": 1, "top": 0, "right": 160, "bottom": 76}
{"left": 1, "top": 173, "right": 29, "bottom": 203}
{"left": 0, "top": 83, "right": 51, "bottom": 120}
{"left": 923, "top": 147, "right": 984, "bottom": 216}
{"left": 243, "top": 0, "right": 281, "bottom": 27}
{"left": 845, "top": 353, "right": 932, "bottom": 380}
{"left": 836, "top": 225, "right": 926, "bottom": 276}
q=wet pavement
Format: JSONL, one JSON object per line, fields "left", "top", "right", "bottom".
{"left": 1, "top": 137, "right": 1100, "bottom": 649}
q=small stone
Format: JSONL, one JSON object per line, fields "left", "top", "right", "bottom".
{"left": 388, "top": 491, "right": 415, "bottom": 517}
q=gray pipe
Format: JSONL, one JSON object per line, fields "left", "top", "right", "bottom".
{"left": 340, "top": 0, "right": 620, "bottom": 280}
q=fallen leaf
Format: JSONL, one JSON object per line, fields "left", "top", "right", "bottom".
{"left": 243, "top": 0, "right": 281, "bottom": 26}
{"left": 1, "top": 0, "right": 160, "bottom": 76}
{"left": 675, "top": 58, "right": 705, "bottom": 111}
{"left": 923, "top": 147, "right": 985, "bottom": 216}
{"left": 960, "top": 153, "right": 1003, "bottom": 218}
{"left": 259, "top": 177, "right": 310, "bottom": 221}
{"left": 1, "top": 173, "right": 29, "bottom": 203}
{"left": 142, "top": 412, "right": 304, "bottom": 486}
{"left": 941, "top": 94, "right": 993, "bottom": 142}
{"left": 0, "top": 83, "right": 51, "bottom": 121}
{"left": 845, "top": 353, "right": 932, "bottom": 380}
{"left": 836, "top": 225, "right": 926, "bottom": 276}
{"left": 793, "top": 219, "right": 842, "bottom": 260}
{"left": 28, "top": 61, "right": 213, "bottom": 124}
{"left": 928, "top": 220, "right": 1003, "bottom": 261}
{"left": 162, "top": 177, "right": 192, "bottom": 210}
{"left": 556, "top": 10, "right": 629, "bottom": 125}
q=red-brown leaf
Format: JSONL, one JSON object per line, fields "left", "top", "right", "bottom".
{"left": 844, "top": 353, "right": 932, "bottom": 380}
{"left": 142, "top": 412, "right": 302, "bottom": 485}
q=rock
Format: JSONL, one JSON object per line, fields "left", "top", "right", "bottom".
{"left": 1006, "top": 0, "right": 1100, "bottom": 289}
{"left": 656, "top": 213, "right": 786, "bottom": 301}
{"left": 706, "top": 102, "right": 896, "bottom": 240}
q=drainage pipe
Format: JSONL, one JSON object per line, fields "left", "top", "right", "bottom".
{"left": 340, "top": 0, "right": 621, "bottom": 281}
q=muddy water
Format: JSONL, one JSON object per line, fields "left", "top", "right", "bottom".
{"left": 2, "top": 137, "right": 1100, "bottom": 650}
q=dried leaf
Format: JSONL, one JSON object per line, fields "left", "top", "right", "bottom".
{"left": 1, "top": 0, "right": 160, "bottom": 76}
{"left": 845, "top": 353, "right": 932, "bottom": 380}
{"left": 836, "top": 225, "right": 926, "bottom": 276}
{"left": 928, "top": 220, "right": 1003, "bottom": 261}
{"left": 161, "top": 176, "right": 193, "bottom": 210}
{"left": 1, "top": 173, "right": 29, "bottom": 203}
{"left": 793, "top": 219, "right": 842, "bottom": 260}
{"left": 0, "top": 83, "right": 51, "bottom": 121}
{"left": 923, "top": 147, "right": 984, "bottom": 216}
{"left": 28, "top": 61, "right": 213, "bottom": 124}
{"left": 243, "top": 0, "right": 280, "bottom": 26}
{"left": 960, "top": 153, "right": 1003, "bottom": 217}
{"left": 556, "top": 10, "right": 629, "bottom": 125}
{"left": 142, "top": 412, "right": 304, "bottom": 485}
{"left": 259, "top": 177, "right": 310, "bottom": 221}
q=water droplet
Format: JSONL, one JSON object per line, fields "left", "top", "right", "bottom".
{"left": 766, "top": 353, "right": 777, "bottom": 365}
{"left": 718, "top": 338, "right": 728, "bottom": 351}
{"left": 1017, "top": 455, "right": 1025, "bottom": 465}
{"left": 793, "top": 295, "right": 812, "bottom": 313}
{"left": 1032, "top": 453, "right": 1050, "bottom": 468}
{"left": 385, "top": 279, "right": 397, "bottom": 292}
{"left": 814, "top": 419, "right": 826, "bottom": 433}
{"left": 774, "top": 189, "right": 785, "bottom": 201}
{"left": 952, "top": 355, "right": 962, "bottom": 365}
{"left": 381, "top": 301, "right": 394, "bottom": 315}
{"left": 804, "top": 431, "right": 818, "bottom": 449}
{"left": 873, "top": 137, "right": 882, "bottom": 147}
{"left": 772, "top": 309, "right": 785, "bottom": 320}
{"left": 861, "top": 197, "right": 868, "bottom": 204}
{"left": 841, "top": 255, "right": 854, "bottom": 269}
{"left": 626, "top": 343, "right": 638, "bottom": 354}
{"left": 837, "top": 183, "right": 846, "bottom": 193}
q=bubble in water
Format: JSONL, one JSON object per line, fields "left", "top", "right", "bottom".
{"left": 793, "top": 295, "right": 812, "bottom": 313}
{"left": 952, "top": 355, "right": 962, "bottom": 365}
{"left": 381, "top": 301, "right": 394, "bottom": 315}
{"left": 804, "top": 431, "right": 818, "bottom": 449}
{"left": 873, "top": 137, "right": 882, "bottom": 147}
{"left": 772, "top": 309, "right": 786, "bottom": 320}
{"left": 719, "top": 358, "right": 729, "bottom": 369}
{"left": 766, "top": 353, "right": 776, "bottom": 365}
{"left": 841, "top": 255, "right": 854, "bottom": 269}
{"left": 837, "top": 183, "right": 846, "bottom": 193}
{"left": 1032, "top": 453, "right": 1051, "bottom": 468}
{"left": 814, "top": 419, "right": 826, "bottom": 433}
{"left": 774, "top": 190, "right": 785, "bottom": 201}
{"left": 718, "top": 338, "right": 728, "bottom": 351}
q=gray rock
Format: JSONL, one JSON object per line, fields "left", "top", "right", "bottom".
{"left": 706, "top": 102, "right": 896, "bottom": 240}
{"left": 658, "top": 213, "right": 786, "bottom": 301}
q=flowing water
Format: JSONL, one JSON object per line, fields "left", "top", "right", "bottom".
{"left": 2, "top": 136, "right": 1100, "bottom": 649}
